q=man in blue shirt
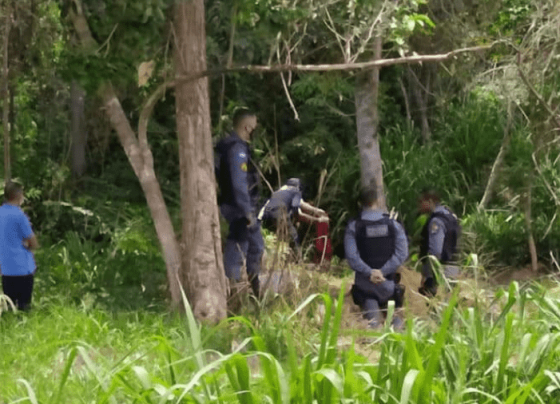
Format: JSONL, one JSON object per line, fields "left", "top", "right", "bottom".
{"left": 0, "top": 182, "right": 39, "bottom": 311}
{"left": 417, "top": 190, "right": 461, "bottom": 297}
{"left": 345, "top": 187, "right": 408, "bottom": 329}
{"left": 215, "top": 109, "right": 264, "bottom": 299}
{"left": 258, "top": 178, "right": 328, "bottom": 248}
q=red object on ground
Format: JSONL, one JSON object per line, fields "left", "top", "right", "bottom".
{"left": 314, "top": 221, "right": 332, "bottom": 264}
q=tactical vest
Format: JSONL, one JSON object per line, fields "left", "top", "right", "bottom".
{"left": 263, "top": 188, "right": 301, "bottom": 219}
{"left": 354, "top": 215, "right": 397, "bottom": 291}
{"left": 420, "top": 208, "right": 460, "bottom": 263}
{"left": 215, "top": 135, "right": 260, "bottom": 207}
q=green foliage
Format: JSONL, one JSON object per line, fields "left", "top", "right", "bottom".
{"left": 62, "top": 0, "right": 171, "bottom": 92}
{"left": 4, "top": 280, "right": 560, "bottom": 402}
{"left": 33, "top": 206, "right": 167, "bottom": 310}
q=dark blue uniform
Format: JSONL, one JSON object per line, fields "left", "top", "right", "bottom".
{"left": 345, "top": 209, "right": 408, "bottom": 327}
{"left": 258, "top": 186, "right": 302, "bottom": 245}
{"left": 216, "top": 133, "right": 264, "bottom": 291}
{"left": 419, "top": 205, "right": 460, "bottom": 296}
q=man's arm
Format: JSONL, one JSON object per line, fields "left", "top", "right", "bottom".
{"left": 228, "top": 143, "right": 253, "bottom": 216}
{"left": 19, "top": 213, "right": 39, "bottom": 251}
{"left": 344, "top": 221, "right": 373, "bottom": 276}
{"left": 380, "top": 221, "right": 409, "bottom": 277}
{"left": 300, "top": 200, "right": 326, "bottom": 217}
{"left": 427, "top": 217, "right": 446, "bottom": 259}
{"left": 24, "top": 234, "right": 39, "bottom": 250}
{"left": 297, "top": 209, "right": 328, "bottom": 223}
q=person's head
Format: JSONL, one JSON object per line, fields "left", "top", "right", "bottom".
{"left": 418, "top": 189, "right": 440, "bottom": 214}
{"left": 286, "top": 178, "right": 301, "bottom": 191}
{"left": 359, "top": 186, "right": 382, "bottom": 210}
{"left": 233, "top": 109, "right": 257, "bottom": 142}
{"left": 4, "top": 182, "right": 24, "bottom": 205}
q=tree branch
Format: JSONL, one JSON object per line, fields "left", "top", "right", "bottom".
{"left": 517, "top": 56, "right": 560, "bottom": 129}
{"left": 139, "top": 44, "right": 493, "bottom": 131}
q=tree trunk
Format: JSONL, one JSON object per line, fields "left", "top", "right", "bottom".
{"left": 69, "top": 0, "right": 182, "bottom": 305}
{"left": 101, "top": 87, "right": 183, "bottom": 304}
{"left": 524, "top": 182, "right": 538, "bottom": 272}
{"left": 354, "top": 37, "right": 386, "bottom": 210}
{"left": 408, "top": 66, "right": 432, "bottom": 143}
{"left": 70, "top": 80, "right": 87, "bottom": 179}
{"left": 174, "top": 0, "right": 227, "bottom": 323}
{"left": 479, "top": 103, "right": 513, "bottom": 210}
{"left": 2, "top": 5, "right": 11, "bottom": 184}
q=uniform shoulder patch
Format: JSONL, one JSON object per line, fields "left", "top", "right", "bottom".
{"left": 366, "top": 225, "right": 389, "bottom": 238}
{"left": 430, "top": 222, "right": 439, "bottom": 234}
{"left": 240, "top": 162, "right": 248, "bottom": 172}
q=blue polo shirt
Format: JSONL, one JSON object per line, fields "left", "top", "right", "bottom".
{"left": 0, "top": 204, "right": 36, "bottom": 276}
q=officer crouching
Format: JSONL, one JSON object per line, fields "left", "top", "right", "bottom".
{"left": 344, "top": 187, "right": 408, "bottom": 329}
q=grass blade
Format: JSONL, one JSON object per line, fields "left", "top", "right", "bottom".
{"left": 50, "top": 346, "right": 78, "bottom": 404}
{"left": 400, "top": 369, "right": 420, "bottom": 404}
{"left": 17, "top": 379, "right": 39, "bottom": 404}
{"left": 497, "top": 312, "right": 514, "bottom": 394}
{"left": 418, "top": 289, "right": 458, "bottom": 404}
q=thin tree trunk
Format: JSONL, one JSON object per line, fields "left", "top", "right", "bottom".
{"left": 2, "top": 5, "right": 11, "bottom": 184}
{"left": 101, "top": 87, "right": 183, "bottom": 303}
{"left": 409, "top": 66, "right": 431, "bottom": 143}
{"left": 174, "top": 0, "right": 227, "bottom": 323}
{"left": 524, "top": 182, "right": 538, "bottom": 272}
{"left": 355, "top": 36, "right": 386, "bottom": 210}
{"left": 69, "top": 0, "right": 182, "bottom": 305}
{"left": 398, "top": 76, "right": 412, "bottom": 122}
{"left": 70, "top": 80, "right": 87, "bottom": 179}
{"left": 479, "top": 103, "right": 513, "bottom": 210}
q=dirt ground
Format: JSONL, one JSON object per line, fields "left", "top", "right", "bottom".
{"left": 256, "top": 253, "right": 555, "bottom": 332}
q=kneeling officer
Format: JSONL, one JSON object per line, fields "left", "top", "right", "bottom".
{"left": 345, "top": 187, "right": 408, "bottom": 329}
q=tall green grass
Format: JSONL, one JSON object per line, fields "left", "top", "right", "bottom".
{"left": 3, "top": 278, "right": 560, "bottom": 403}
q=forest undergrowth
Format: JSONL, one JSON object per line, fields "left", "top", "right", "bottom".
{"left": 2, "top": 232, "right": 560, "bottom": 403}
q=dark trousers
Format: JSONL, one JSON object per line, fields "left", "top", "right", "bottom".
{"left": 2, "top": 274, "right": 34, "bottom": 311}
{"left": 223, "top": 218, "right": 264, "bottom": 297}
{"left": 262, "top": 213, "right": 300, "bottom": 248}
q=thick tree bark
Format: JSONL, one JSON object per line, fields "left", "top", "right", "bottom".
{"left": 354, "top": 37, "right": 386, "bottom": 210}
{"left": 70, "top": 80, "right": 87, "bottom": 179}
{"left": 2, "top": 5, "right": 11, "bottom": 184}
{"left": 174, "top": 0, "right": 227, "bottom": 323}
{"left": 69, "top": 0, "right": 182, "bottom": 305}
{"left": 479, "top": 104, "right": 513, "bottom": 210}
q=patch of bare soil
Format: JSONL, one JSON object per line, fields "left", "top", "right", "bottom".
{"left": 398, "top": 267, "right": 430, "bottom": 317}
{"left": 491, "top": 264, "right": 549, "bottom": 286}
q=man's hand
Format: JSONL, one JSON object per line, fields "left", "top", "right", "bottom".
{"left": 245, "top": 213, "right": 257, "bottom": 228}
{"left": 318, "top": 216, "right": 330, "bottom": 223}
{"left": 369, "top": 269, "right": 385, "bottom": 284}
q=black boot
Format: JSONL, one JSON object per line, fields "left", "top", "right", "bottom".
{"left": 419, "top": 277, "right": 438, "bottom": 297}
{"left": 249, "top": 275, "right": 260, "bottom": 300}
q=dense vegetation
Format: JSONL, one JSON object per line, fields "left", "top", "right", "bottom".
{"left": 1, "top": 0, "right": 560, "bottom": 402}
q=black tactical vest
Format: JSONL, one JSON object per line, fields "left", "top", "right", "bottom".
{"left": 353, "top": 215, "right": 397, "bottom": 291}
{"left": 420, "top": 208, "right": 460, "bottom": 263}
{"left": 215, "top": 135, "right": 260, "bottom": 207}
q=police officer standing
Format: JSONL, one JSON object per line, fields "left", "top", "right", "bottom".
{"left": 345, "top": 187, "right": 408, "bottom": 329}
{"left": 215, "top": 109, "right": 264, "bottom": 298}
{"left": 258, "top": 178, "right": 328, "bottom": 248}
{"left": 417, "top": 190, "right": 461, "bottom": 297}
